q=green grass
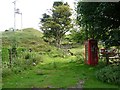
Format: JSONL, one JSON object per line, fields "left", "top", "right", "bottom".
{"left": 2, "top": 48, "right": 9, "bottom": 62}
{"left": 2, "top": 28, "right": 120, "bottom": 89}
{"left": 2, "top": 28, "right": 44, "bottom": 48}
{"left": 2, "top": 54, "right": 120, "bottom": 88}
{"left": 70, "top": 45, "right": 84, "bottom": 55}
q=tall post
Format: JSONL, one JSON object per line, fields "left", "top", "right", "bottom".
{"left": 21, "top": 13, "right": 22, "bottom": 31}
{"left": 13, "top": 1, "right": 16, "bottom": 31}
{"left": 10, "top": 0, "right": 17, "bottom": 67}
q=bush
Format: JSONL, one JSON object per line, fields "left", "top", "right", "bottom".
{"left": 32, "top": 55, "right": 42, "bottom": 64}
{"left": 75, "top": 53, "right": 84, "bottom": 64}
{"left": 2, "top": 45, "right": 44, "bottom": 76}
{"left": 2, "top": 61, "right": 9, "bottom": 68}
{"left": 18, "top": 52, "right": 42, "bottom": 67}
{"left": 2, "top": 68, "right": 12, "bottom": 78}
{"left": 96, "top": 65, "right": 120, "bottom": 85}
{"left": 11, "top": 67, "right": 23, "bottom": 74}
{"left": 2, "top": 48, "right": 9, "bottom": 62}
{"left": 2, "top": 51, "right": 43, "bottom": 76}
{"left": 19, "top": 52, "right": 43, "bottom": 65}
{"left": 25, "top": 53, "right": 30, "bottom": 59}
{"left": 47, "top": 49, "right": 65, "bottom": 58}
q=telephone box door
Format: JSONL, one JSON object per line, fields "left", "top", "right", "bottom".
{"left": 85, "top": 39, "right": 98, "bottom": 66}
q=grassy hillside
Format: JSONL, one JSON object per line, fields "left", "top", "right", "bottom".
{"left": 2, "top": 27, "right": 65, "bottom": 64}
{"left": 2, "top": 28, "right": 120, "bottom": 89}
{"left": 2, "top": 28, "right": 57, "bottom": 52}
{"left": 2, "top": 28, "right": 42, "bottom": 47}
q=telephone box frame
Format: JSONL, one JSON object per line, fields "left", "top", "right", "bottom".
{"left": 85, "top": 39, "right": 98, "bottom": 66}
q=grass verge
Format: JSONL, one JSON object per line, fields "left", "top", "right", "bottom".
{"left": 2, "top": 54, "right": 120, "bottom": 89}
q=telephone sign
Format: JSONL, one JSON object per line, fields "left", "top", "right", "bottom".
{"left": 85, "top": 39, "right": 98, "bottom": 66}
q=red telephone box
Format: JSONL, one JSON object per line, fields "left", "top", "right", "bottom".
{"left": 85, "top": 39, "right": 98, "bottom": 66}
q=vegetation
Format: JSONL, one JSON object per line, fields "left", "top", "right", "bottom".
{"left": 1, "top": 1, "right": 120, "bottom": 89}
{"left": 96, "top": 65, "right": 120, "bottom": 85}
{"left": 68, "top": 27, "right": 86, "bottom": 44}
{"left": 2, "top": 28, "right": 56, "bottom": 76}
{"left": 1, "top": 28, "right": 119, "bottom": 89}
{"left": 77, "top": 2, "right": 120, "bottom": 47}
{"left": 76, "top": 2, "right": 120, "bottom": 65}
{"left": 40, "top": 1, "right": 72, "bottom": 48}
{"left": 2, "top": 51, "right": 120, "bottom": 88}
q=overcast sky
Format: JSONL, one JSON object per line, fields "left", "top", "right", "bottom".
{"left": 0, "top": 0, "right": 75, "bottom": 31}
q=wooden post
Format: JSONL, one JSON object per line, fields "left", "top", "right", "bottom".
{"left": 105, "top": 48, "right": 109, "bottom": 65}
{"left": 8, "top": 49, "right": 12, "bottom": 67}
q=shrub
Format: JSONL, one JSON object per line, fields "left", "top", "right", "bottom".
{"left": 75, "top": 53, "right": 84, "bottom": 64}
{"left": 2, "top": 48, "right": 9, "bottom": 62}
{"left": 96, "top": 65, "right": 120, "bottom": 85}
{"left": 25, "top": 53, "right": 30, "bottom": 59}
{"left": 2, "top": 61, "right": 10, "bottom": 68}
{"left": 2, "top": 68, "right": 12, "bottom": 77}
{"left": 2, "top": 46, "right": 43, "bottom": 76}
{"left": 32, "top": 56, "right": 42, "bottom": 64}
{"left": 19, "top": 52, "right": 42, "bottom": 65}
{"left": 47, "top": 49, "right": 65, "bottom": 58}
{"left": 11, "top": 67, "right": 23, "bottom": 74}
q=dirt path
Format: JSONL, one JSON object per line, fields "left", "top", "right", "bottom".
{"left": 70, "top": 80, "right": 84, "bottom": 89}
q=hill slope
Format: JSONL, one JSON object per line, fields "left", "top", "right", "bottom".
{"left": 2, "top": 28, "right": 52, "bottom": 52}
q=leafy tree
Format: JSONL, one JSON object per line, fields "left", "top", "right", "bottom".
{"left": 77, "top": 2, "right": 120, "bottom": 64}
{"left": 40, "top": 1, "right": 72, "bottom": 48}
{"left": 69, "top": 27, "right": 86, "bottom": 44}
{"left": 77, "top": 2, "right": 120, "bottom": 47}
{"left": 40, "top": 13, "right": 58, "bottom": 43}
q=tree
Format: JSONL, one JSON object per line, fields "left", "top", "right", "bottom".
{"left": 40, "top": 1, "right": 72, "bottom": 48}
{"left": 77, "top": 2, "right": 120, "bottom": 47}
{"left": 40, "top": 13, "right": 58, "bottom": 43}
{"left": 69, "top": 27, "right": 86, "bottom": 44}
{"left": 77, "top": 2, "right": 120, "bottom": 64}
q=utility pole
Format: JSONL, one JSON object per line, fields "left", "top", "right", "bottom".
{"left": 21, "top": 13, "right": 22, "bottom": 30}
{"left": 13, "top": 0, "right": 16, "bottom": 31}
{"left": 13, "top": 0, "right": 23, "bottom": 31}
{"left": 9, "top": 0, "right": 18, "bottom": 67}
{"left": 15, "top": 8, "right": 22, "bottom": 31}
